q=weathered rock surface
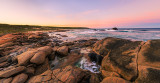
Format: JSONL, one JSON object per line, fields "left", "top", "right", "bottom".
{"left": 28, "top": 65, "right": 101, "bottom": 83}
{"left": 11, "top": 73, "right": 28, "bottom": 83}
{"left": 101, "top": 70, "right": 120, "bottom": 78}
{"left": 0, "top": 34, "right": 17, "bottom": 45}
{"left": 1, "top": 31, "right": 160, "bottom": 83}
{"left": 138, "top": 40, "right": 160, "bottom": 68}
{"left": 0, "top": 77, "right": 13, "bottom": 83}
{"left": 94, "top": 37, "right": 143, "bottom": 81}
{"left": 135, "top": 66, "right": 160, "bottom": 83}
{"left": 34, "top": 58, "right": 50, "bottom": 75}
{"left": 101, "top": 77, "right": 131, "bottom": 83}
{"left": 24, "top": 67, "right": 35, "bottom": 75}
{"left": 0, "top": 66, "right": 25, "bottom": 78}
{"left": 93, "top": 37, "right": 131, "bottom": 57}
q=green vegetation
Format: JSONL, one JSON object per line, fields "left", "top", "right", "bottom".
{"left": 0, "top": 23, "right": 89, "bottom": 35}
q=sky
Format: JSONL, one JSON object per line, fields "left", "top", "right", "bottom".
{"left": 0, "top": 0, "right": 160, "bottom": 28}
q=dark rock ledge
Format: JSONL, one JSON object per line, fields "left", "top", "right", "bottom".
{"left": 0, "top": 32, "right": 159, "bottom": 83}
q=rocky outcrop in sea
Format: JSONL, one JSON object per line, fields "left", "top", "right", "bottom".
{"left": 0, "top": 31, "right": 160, "bottom": 83}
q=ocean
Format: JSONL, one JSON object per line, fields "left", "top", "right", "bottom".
{"left": 48, "top": 28, "right": 160, "bottom": 42}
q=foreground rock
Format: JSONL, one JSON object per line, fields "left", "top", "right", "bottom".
{"left": 28, "top": 65, "right": 101, "bottom": 83}
{"left": 30, "top": 46, "right": 53, "bottom": 64}
{"left": 0, "top": 77, "right": 13, "bottom": 83}
{"left": 17, "top": 46, "right": 53, "bottom": 65}
{"left": 11, "top": 73, "right": 28, "bottom": 83}
{"left": 1, "top": 31, "right": 160, "bottom": 83}
{"left": 94, "top": 37, "right": 143, "bottom": 81}
{"left": 101, "top": 77, "right": 130, "bottom": 83}
{"left": 138, "top": 40, "right": 160, "bottom": 68}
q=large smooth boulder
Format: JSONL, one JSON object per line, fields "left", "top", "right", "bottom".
{"left": 94, "top": 37, "right": 143, "bottom": 81}
{"left": 101, "top": 77, "right": 131, "bottom": 83}
{"left": 135, "top": 66, "right": 160, "bottom": 83}
{"left": 0, "top": 66, "right": 25, "bottom": 78}
{"left": 30, "top": 46, "right": 53, "bottom": 65}
{"left": 56, "top": 46, "right": 69, "bottom": 56}
{"left": 37, "top": 46, "right": 53, "bottom": 55}
{"left": 17, "top": 51, "right": 37, "bottom": 66}
{"left": 93, "top": 37, "right": 131, "bottom": 57}
{"left": 11, "top": 73, "right": 28, "bottom": 83}
{"left": 138, "top": 40, "right": 160, "bottom": 68}
{"left": 30, "top": 51, "right": 47, "bottom": 64}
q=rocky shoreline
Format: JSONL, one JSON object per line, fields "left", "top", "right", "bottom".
{"left": 0, "top": 31, "right": 160, "bottom": 83}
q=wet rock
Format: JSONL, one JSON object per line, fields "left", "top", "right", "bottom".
{"left": 135, "top": 66, "right": 160, "bottom": 83}
{"left": 101, "top": 70, "right": 120, "bottom": 78}
{"left": 112, "top": 27, "right": 118, "bottom": 30}
{"left": 101, "top": 77, "right": 131, "bottom": 83}
{"left": 138, "top": 40, "right": 160, "bottom": 68}
{"left": 11, "top": 73, "right": 28, "bottom": 83}
{"left": 56, "top": 46, "right": 69, "bottom": 57}
{"left": 0, "top": 77, "right": 13, "bottom": 83}
{"left": 95, "top": 37, "right": 143, "bottom": 81}
{"left": 0, "top": 66, "right": 25, "bottom": 78}
{"left": 56, "top": 54, "right": 82, "bottom": 68}
{"left": 88, "top": 52, "right": 103, "bottom": 65}
{"left": 17, "top": 51, "right": 37, "bottom": 66}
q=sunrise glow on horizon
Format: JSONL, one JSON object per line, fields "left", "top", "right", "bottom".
{"left": 0, "top": 0, "right": 160, "bottom": 28}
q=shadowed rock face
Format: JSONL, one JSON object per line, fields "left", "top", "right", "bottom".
{"left": 93, "top": 37, "right": 132, "bottom": 57}
{"left": 93, "top": 37, "right": 143, "bottom": 81}
{"left": 136, "top": 66, "right": 160, "bottom": 83}
{"left": 138, "top": 40, "right": 160, "bottom": 68}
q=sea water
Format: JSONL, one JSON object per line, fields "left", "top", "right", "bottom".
{"left": 48, "top": 28, "right": 160, "bottom": 42}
